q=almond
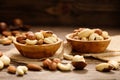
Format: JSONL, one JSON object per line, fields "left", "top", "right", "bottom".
{"left": 27, "top": 64, "right": 42, "bottom": 71}
{"left": 7, "top": 65, "right": 16, "bottom": 74}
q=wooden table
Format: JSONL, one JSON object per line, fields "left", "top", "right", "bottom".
{"left": 0, "top": 26, "right": 120, "bottom": 80}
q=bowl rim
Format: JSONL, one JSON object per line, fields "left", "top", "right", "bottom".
{"left": 66, "top": 33, "right": 111, "bottom": 42}
{"left": 13, "top": 38, "right": 63, "bottom": 47}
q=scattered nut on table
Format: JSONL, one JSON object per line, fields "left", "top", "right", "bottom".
{"left": 16, "top": 66, "right": 28, "bottom": 76}
{"left": 72, "top": 55, "right": 87, "bottom": 70}
{"left": 57, "top": 63, "right": 73, "bottom": 71}
{"left": 7, "top": 65, "right": 16, "bottom": 74}
{"left": 27, "top": 63, "right": 42, "bottom": 71}
{"left": 96, "top": 63, "right": 113, "bottom": 72}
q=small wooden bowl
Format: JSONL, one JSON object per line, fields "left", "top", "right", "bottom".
{"left": 13, "top": 38, "right": 62, "bottom": 59}
{"left": 66, "top": 33, "right": 111, "bottom": 53}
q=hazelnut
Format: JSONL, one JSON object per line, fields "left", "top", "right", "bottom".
{"left": 16, "top": 36, "right": 26, "bottom": 44}
{"left": 94, "top": 28, "right": 102, "bottom": 35}
{"left": 0, "top": 22, "right": 8, "bottom": 33}
{"left": 43, "top": 58, "right": 52, "bottom": 68}
{"left": 37, "top": 39, "right": 44, "bottom": 45}
{"left": 12, "top": 31, "right": 21, "bottom": 36}
{"left": 13, "top": 18, "right": 23, "bottom": 26}
{"left": 53, "top": 58, "right": 61, "bottom": 64}
{"left": 26, "top": 32, "right": 36, "bottom": 40}
{"left": 48, "top": 62, "right": 57, "bottom": 71}
{"left": 7, "top": 65, "right": 16, "bottom": 74}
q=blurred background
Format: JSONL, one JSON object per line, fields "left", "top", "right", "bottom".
{"left": 0, "top": 0, "right": 120, "bottom": 28}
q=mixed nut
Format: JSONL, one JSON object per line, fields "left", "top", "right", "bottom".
{"left": 0, "top": 18, "right": 30, "bottom": 45}
{"left": 16, "top": 30, "right": 59, "bottom": 45}
{"left": 70, "top": 28, "right": 110, "bottom": 41}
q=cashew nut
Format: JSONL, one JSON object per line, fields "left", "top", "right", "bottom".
{"left": 102, "top": 31, "right": 109, "bottom": 39}
{"left": 63, "top": 53, "right": 74, "bottom": 60}
{"left": 78, "top": 28, "right": 93, "bottom": 38}
{"left": 0, "top": 55, "right": 10, "bottom": 66}
{"left": 89, "top": 33, "right": 98, "bottom": 41}
{"left": 57, "top": 63, "right": 73, "bottom": 71}
{"left": 16, "top": 66, "right": 28, "bottom": 76}
{"left": 44, "top": 37, "right": 55, "bottom": 44}
{"left": 16, "top": 67, "right": 24, "bottom": 76}
{"left": 26, "top": 39, "right": 37, "bottom": 45}
{"left": 35, "top": 32, "right": 44, "bottom": 40}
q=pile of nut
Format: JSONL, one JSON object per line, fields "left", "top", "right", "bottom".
{"left": 16, "top": 30, "right": 59, "bottom": 45}
{"left": 42, "top": 54, "right": 87, "bottom": 71}
{"left": 71, "top": 28, "right": 110, "bottom": 41}
{"left": 0, "top": 18, "right": 30, "bottom": 45}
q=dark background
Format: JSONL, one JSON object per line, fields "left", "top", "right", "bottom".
{"left": 0, "top": 0, "right": 120, "bottom": 28}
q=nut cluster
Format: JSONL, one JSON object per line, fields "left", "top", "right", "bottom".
{"left": 71, "top": 28, "right": 110, "bottom": 41}
{"left": 0, "top": 30, "right": 24, "bottom": 45}
{"left": 16, "top": 30, "right": 59, "bottom": 45}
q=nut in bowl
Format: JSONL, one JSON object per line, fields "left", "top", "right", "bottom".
{"left": 13, "top": 30, "right": 62, "bottom": 59}
{"left": 66, "top": 28, "right": 111, "bottom": 53}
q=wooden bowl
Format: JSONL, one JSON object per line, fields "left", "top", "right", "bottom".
{"left": 13, "top": 38, "right": 62, "bottom": 59}
{"left": 66, "top": 33, "right": 111, "bottom": 53}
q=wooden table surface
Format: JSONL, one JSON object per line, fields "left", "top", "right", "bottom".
{"left": 0, "top": 26, "right": 120, "bottom": 80}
